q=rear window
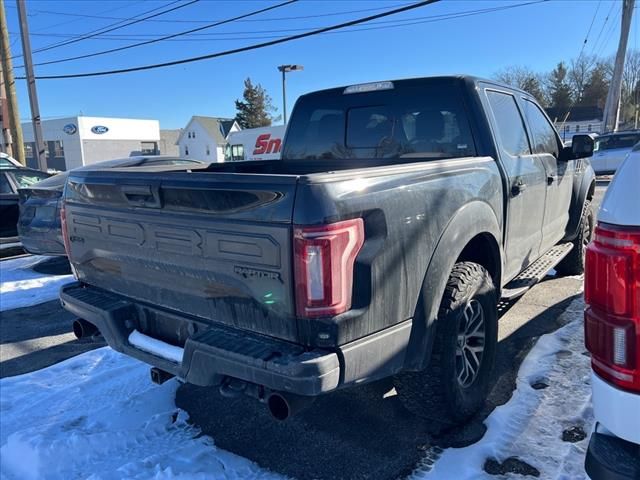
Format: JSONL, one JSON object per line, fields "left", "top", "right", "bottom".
{"left": 283, "top": 81, "right": 476, "bottom": 161}
{"left": 595, "top": 133, "right": 640, "bottom": 151}
{"left": 9, "top": 170, "right": 50, "bottom": 187}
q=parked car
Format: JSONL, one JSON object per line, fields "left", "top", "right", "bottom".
{"left": 1, "top": 167, "right": 51, "bottom": 238}
{"left": 591, "top": 130, "right": 640, "bottom": 175}
{"left": 0, "top": 152, "right": 24, "bottom": 169}
{"left": 59, "top": 76, "right": 596, "bottom": 428}
{"left": 18, "top": 156, "right": 205, "bottom": 256}
{"left": 584, "top": 151, "right": 640, "bottom": 479}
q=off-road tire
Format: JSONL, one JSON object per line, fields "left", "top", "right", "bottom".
{"left": 393, "top": 262, "right": 497, "bottom": 433}
{"left": 555, "top": 200, "right": 594, "bottom": 276}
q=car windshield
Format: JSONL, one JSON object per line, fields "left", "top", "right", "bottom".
{"left": 283, "top": 80, "right": 477, "bottom": 162}
{"left": 0, "top": 157, "right": 19, "bottom": 168}
{"left": 595, "top": 132, "right": 640, "bottom": 151}
{"left": 10, "top": 170, "right": 51, "bottom": 187}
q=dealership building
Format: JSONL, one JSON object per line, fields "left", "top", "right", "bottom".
{"left": 21, "top": 116, "right": 161, "bottom": 171}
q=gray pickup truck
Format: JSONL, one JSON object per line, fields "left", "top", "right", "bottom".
{"left": 60, "top": 76, "right": 595, "bottom": 429}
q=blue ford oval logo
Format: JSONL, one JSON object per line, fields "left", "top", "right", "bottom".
{"left": 63, "top": 123, "right": 77, "bottom": 135}
{"left": 91, "top": 125, "right": 109, "bottom": 134}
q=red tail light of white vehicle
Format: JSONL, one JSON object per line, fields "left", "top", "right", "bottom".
{"left": 293, "top": 218, "right": 364, "bottom": 318}
{"left": 584, "top": 223, "right": 640, "bottom": 393}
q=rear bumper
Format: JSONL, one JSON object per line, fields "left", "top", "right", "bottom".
{"left": 18, "top": 227, "right": 65, "bottom": 256}
{"left": 585, "top": 427, "right": 640, "bottom": 480}
{"left": 591, "top": 372, "right": 640, "bottom": 444}
{"left": 60, "top": 282, "right": 411, "bottom": 396}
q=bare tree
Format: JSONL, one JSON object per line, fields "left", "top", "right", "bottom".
{"left": 494, "top": 66, "right": 549, "bottom": 105}
{"left": 622, "top": 49, "right": 640, "bottom": 111}
{"left": 568, "top": 54, "right": 597, "bottom": 103}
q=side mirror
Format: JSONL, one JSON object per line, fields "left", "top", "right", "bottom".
{"left": 560, "top": 134, "right": 594, "bottom": 161}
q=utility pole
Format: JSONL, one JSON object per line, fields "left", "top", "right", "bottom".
{"left": 602, "top": 0, "right": 635, "bottom": 133}
{"left": 1, "top": 61, "right": 10, "bottom": 154}
{"left": 277, "top": 64, "right": 303, "bottom": 124}
{"left": 17, "top": 0, "right": 45, "bottom": 170}
{"left": 0, "top": 0, "right": 24, "bottom": 163}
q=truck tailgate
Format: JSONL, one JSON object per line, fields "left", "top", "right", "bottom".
{"left": 64, "top": 170, "right": 299, "bottom": 342}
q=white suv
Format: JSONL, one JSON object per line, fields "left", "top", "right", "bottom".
{"left": 591, "top": 131, "right": 640, "bottom": 175}
{"left": 584, "top": 150, "right": 640, "bottom": 478}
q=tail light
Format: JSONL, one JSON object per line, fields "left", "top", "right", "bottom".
{"left": 60, "top": 201, "right": 72, "bottom": 256}
{"left": 293, "top": 218, "right": 364, "bottom": 318}
{"left": 585, "top": 222, "right": 640, "bottom": 392}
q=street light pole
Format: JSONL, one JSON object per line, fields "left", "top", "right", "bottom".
{"left": 277, "top": 64, "right": 303, "bottom": 124}
{"left": 281, "top": 68, "right": 287, "bottom": 125}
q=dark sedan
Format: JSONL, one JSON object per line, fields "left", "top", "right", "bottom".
{"left": 1, "top": 167, "right": 51, "bottom": 238}
{"left": 18, "top": 156, "right": 205, "bottom": 255}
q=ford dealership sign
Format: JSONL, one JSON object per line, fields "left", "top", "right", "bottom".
{"left": 63, "top": 123, "right": 77, "bottom": 135}
{"left": 91, "top": 125, "right": 109, "bottom": 134}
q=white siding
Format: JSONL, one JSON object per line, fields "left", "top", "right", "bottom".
{"left": 177, "top": 119, "right": 223, "bottom": 162}
{"left": 22, "top": 116, "right": 161, "bottom": 170}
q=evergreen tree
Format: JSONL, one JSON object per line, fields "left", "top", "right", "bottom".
{"left": 234, "top": 78, "right": 277, "bottom": 128}
{"left": 520, "top": 76, "right": 547, "bottom": 106}
{"left": 580, "top": 62, "right": 610, "bottom": 108}
{"left": 548, "top": 62, "right": 573, "bottom": 111}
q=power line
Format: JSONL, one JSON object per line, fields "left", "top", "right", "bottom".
{"left": 30, "top": 1, "right": 144, "bottom": 34}
{"left": 595, "top": 3, "right": 622, "bottom": 57}
{"left": 15, "top": 3, "right": 414, "bottom": 25}
{"left": 17, "top": 0, "right": 546, "bottom": 69}
{"left": 589, "top": 0, "right": 617, "bottom": 56}
{"left": 19, "top": 0, "right": 443, "bottom": 80}
{"left": 16, "top": 0, "right": 198, "bottom": 59}
{"left": 18, "top": 0, "right": 297, "bottom": 69}
{"left": 19, "top": 1, "right": 546, "bottom": 41}
{"left": 577, "top": 0, "right": 602, "bottom": 59}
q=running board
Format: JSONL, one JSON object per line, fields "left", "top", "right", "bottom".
{"left": 501, "top": 243, "right": 574, "bottom": 300}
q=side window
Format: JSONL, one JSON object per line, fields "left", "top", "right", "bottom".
{"left": 0, "top": 174, "right": 12, "bottom": 193}
{"left": 522, "top": 99, "right": 560, "bottom": 158}
{"left": 486, "top": 90, "right": 530, "bottom": 157}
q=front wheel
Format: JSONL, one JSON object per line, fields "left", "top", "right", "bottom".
{"left": 394, "top": 262, "right": 498, "bottom": 432}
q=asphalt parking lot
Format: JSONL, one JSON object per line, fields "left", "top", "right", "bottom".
{"left": 0, "top": 181, "right": 608, "bottom": 480}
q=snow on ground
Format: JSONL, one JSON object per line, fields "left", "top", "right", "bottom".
{"left": 0, "top": 262, "right": 592, "bottom": 479}
{"left": 0, "top": 348, "right": 283, "bottom": 480}
{"left": 0, "top": 256, "right": 73, "bottom": 311}
{"left": 413, "top": 298, "right": 593, "bottom": 480}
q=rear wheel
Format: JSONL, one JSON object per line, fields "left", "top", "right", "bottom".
{"left": 394, "top": 262, "right": 497, "bottom": 432}
{"left": 556, "top": 200, "right": 594, "bottom": 276}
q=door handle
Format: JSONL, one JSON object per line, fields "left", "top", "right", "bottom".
{"left": 511, "top": 181, "right": 527, "bottom": 196}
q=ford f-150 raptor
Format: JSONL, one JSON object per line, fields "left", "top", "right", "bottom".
{"left": 59, "top": 76, "right": 596, "bottom": 428}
